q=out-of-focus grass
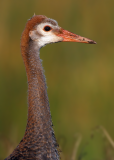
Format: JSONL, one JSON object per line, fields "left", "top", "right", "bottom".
{"left": 0, "top": 0, "right": 114, "bottom": 159}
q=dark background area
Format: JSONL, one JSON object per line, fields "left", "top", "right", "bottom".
{"left": 0, "top": 0, "right": 114, "bottom": 159}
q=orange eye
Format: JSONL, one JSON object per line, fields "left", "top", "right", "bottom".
{"left": 43, "top": 26, "right": 52, "bottom": 31}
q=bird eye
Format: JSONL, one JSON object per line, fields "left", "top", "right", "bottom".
{"left": 43, "top": 26, "right": 52, "bottom": 32}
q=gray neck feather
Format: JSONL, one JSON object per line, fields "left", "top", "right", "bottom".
{"left": 5, "top": 40, "right": 60, "bottom": 160}
{"left": 23, "top": 40, "right": 60, "bottom": 159}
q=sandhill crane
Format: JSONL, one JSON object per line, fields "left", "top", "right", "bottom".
{"left": 5, "top": 15, "right": 96, "bottom": 160}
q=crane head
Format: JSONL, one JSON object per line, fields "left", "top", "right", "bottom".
{"left": 23, "top": 15, "right": 96, "bottom": 49}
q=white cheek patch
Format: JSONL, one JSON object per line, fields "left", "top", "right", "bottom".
{"left": 38, "top": 34, "right": 63, "bottom": 48}
{"left": 36, "top": 23, "right": 63, "bottom": 48}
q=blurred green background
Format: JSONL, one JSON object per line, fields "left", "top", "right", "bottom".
{"left": 0, "top": 0, "right": 114, "bottom": 159}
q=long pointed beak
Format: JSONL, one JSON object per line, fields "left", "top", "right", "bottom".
{"left": 57, "top": 28, "right": 96, "bottom": 44}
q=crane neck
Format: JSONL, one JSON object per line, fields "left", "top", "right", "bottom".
{"left": 5, "top": 15, "right": 60, "bottom": 160}
{"left": 19, "top": 38, "right": 59, "bottom": 159}
{"left": 23, "top": 40, "right": 51, "bottom": 134}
